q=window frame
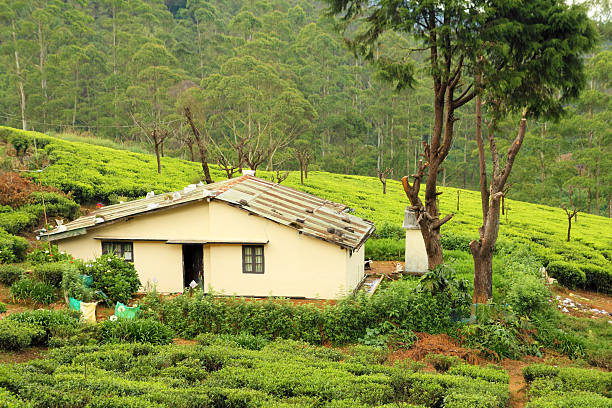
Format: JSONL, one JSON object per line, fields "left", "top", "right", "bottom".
{"left": 101, "top": 241, "right": 134, "bottom": 262}
{"left": 242, "top": 245, "right": 264, "bottom": 274}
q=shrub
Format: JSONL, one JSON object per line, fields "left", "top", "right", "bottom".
{"left": 526, "top": 391, "right": 612, "bottom": 408}
{"left": 30, "top": 281, "right": 59, "bottom": 304}
{"left": 7, "top": 310, "right": 80, "bottom": 346}
{"left": 523, "top": 364, "right": 560, "bottom": 383}
{"left": 33, "top": 262, "right": 68, "bottom": 287}
{"left": 9, "top": 134, "right": 30, "bottom": 157}
{"left": 0, "top": 320, "right": 45, "bottom": 351}
{"left": 85, "top": 254, "right": 140, "bottom": 304}
{"left": 440, "top": 233, "right": 473, "bottom": 252}
{"left": 506, "top": 273, "right": 551, "bottom": 317}
{"left": 0, "top": 228, "right": 28, "bottom": 263}
{"left": 0, "top": 302, "right": 6, "bottom": 314}
{"left": 26, "top": 243, "right": 73, "bottom": 264}
{"left": 425, "top": 354, "right": 462, "bottom": 373}
{"left": 9, "top": 278, "right": 34, "bottom": 301}
{"left": 61, "top": 263, "right": 94, "bottom": 302}
{"left": 10, "top": 276, "right": 59, "bottom": 305}
{"left": 98, "top": 319, "right": 174, "bottom": 345}
{"left": 0, "top": 265, "right": 24, "bottom": 286}
{"left": 547, "top": 261, "right": 586, "bottom": 289}
{"left": 365, "top": 238, "right": 404, "bottom": 261}
{"left": 448, "top": 364, "right": 510, "bottom": 384}
{"left": 0, "top": 211, "right": 37, "bottom": 235}
{"left": 580, "top": 264, "right": 612, "bottom": 294}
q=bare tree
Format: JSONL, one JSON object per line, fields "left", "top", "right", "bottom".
{"left": 184, "top": 106, "right": 214, "bottom": 184}
{"left": 130, "top": 113, "right": 170, "bottom": 174}
{"left": 377, "top": 168, "right": 393, "bottom": 194}
{"left": 564, "top": 207, "right": 579, "bottom": 242}
{"left": 295, "top": 142, "right": 311, "bottom": 185}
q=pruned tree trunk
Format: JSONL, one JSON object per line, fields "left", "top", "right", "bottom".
{"left": 184, "top": 107, "right": 214, "bottom": 184}
{"left": 471, "top": 99, "right": 528, "bottom": 304}
{"left": 565, "top": 208, "right": 578, "bottom": 242}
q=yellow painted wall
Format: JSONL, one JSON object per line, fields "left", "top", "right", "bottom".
{"left": 205, "top": 201, "right": 348, "bottom": 299}
{"left": 404, "top": 229, "right": 428, "bottom": 273}
{"left": 57, "top": 199, "right": 362, "bottom": 299}
{"left": 345, "top": 245, "right": 365, "bottom": 296}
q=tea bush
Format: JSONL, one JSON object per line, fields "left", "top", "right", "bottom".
{"left": 32, "top": 262, "right": 68, "bottom": 287}
{"left": 523, "top": 364, "right": 611, "bottom": 397}
{"left": 425, "top": 354, "right": 462, "bottom": 373}
{"left": 0, "top": 320, "right": 45, "bottom": 351}
{"left": 0, "top": 265, "right": 24, "bottom": 286}
{"left": 547, "top": 261, "right": 586, "bottom": 289}
{"left": 448, "top": 364, "right": 510, "bottom": 384}
{"left": 7, "top": 309, "right": 80, "bottom": 346}
{"left": 0, "top": 302, "right": 6, "bottom": 314}
{"left": 0, "top": 227, "right": 28, "bottom": 263}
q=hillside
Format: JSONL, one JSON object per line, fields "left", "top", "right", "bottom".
{"left": 2, "top": 126, "right": 610, "bottom": 292}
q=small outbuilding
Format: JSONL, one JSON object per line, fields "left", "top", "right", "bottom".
{"left": 43, "top": 175, "right": 375, "bottom": 299}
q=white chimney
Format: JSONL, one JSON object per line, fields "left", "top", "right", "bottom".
{"left": 242, "top": 169, "right": 256, "bottom": 176}
{"left": 403, "top": 207, "right": 428, "bottom": 274}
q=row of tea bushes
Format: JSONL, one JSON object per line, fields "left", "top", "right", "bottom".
{"left": 523, "top": 364, "right": 611, "bottom": 407}
{"left": 0, "top": 338, "right": 511, "bottom": 407}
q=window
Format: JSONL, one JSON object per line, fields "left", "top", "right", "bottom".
{"left": 102, "top": 241, "right": 133, "bottom": 262}
{"left": 242, "top": 245, "right": 264, "bottom": 274}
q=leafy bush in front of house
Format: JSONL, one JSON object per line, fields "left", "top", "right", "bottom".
{"left": 98, "top": 319, "right": 174, "bottom": 345}
{"left": 0, "top": 265, "right": 24, "bottom": 286}
{"left": 141, "top": 271, "right": 467, "bottom": 346}
{"left": 0, "top": 227, "right": 28, "bottom": 264}
{"left": 84, "top": 254, "right": 141, "bottom": 304}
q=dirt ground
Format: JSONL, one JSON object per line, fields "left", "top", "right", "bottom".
{"left": 551, "top": 285, "right": 612, "bottom": 319}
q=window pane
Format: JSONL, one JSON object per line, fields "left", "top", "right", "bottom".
{"left": 255, "top": 263, "right": 263, "bottom": 273}
{"left": 255, "top": 247, "right": 263, "bottom": 256}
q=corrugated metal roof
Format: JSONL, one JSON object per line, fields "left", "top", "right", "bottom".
{"left": 44, "top": 175, "right": 375, "bottom": 250}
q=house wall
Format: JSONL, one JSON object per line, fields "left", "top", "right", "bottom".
{"left": 345, "top": 245, "right": 365, "bottom": 296}
{"left": 204, "top": 201, "right": 347, "bottom": 299}
{"left": 57, "top": 200, "right": 354, "bottom": 299}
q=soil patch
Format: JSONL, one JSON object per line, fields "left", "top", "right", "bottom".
{"left": 0, "top": 347, "right": 46, "bottom": 364}
{"left": 551, "top": 286, "right": 612, "bottom": 319}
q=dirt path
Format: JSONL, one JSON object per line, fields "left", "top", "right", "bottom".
{"left": 502, "top": 359, "right": 528, "bottom": 408}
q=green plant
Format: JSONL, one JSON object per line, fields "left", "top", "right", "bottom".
{"left": 61, "top": 263, "right": 94, "bottom": 302}
{"left": 33, "top": 262, "right": 68, "bottom": 287}
{"left": 29, "top": 281, "right": 59, "bottom": 304}
{"left": 7, "top": 309, "right": 80, "bottom": 346}
{"left": 547, "top": 261, "right": 586, "bottom": 289}
{"left": 506, "top": 273, "right": 551, "bottom": 317}
{"left": 0, "top": 228, "right": 28, "bottom": 263}
{"left": 98, "top": 319, "right": 174, "bottom": 345}
{"left": 27, "top": 243, "right": 73, "bottom": 264}
{"left": 448, "top": 364, "right": 510, "bottom": 384}
{"left": 85, "top": 254, "right": 140, "bottom": 304}
{"left": 9, "top": 277, "right": 34, "bottom": 301}
{"left": 0, "top": 302, "right": 6, "bottom": 314}
{"left": 9, "top": 134, "right": 30, "bottom": 157}
{"left": 0, "top": 320, "right": 45, "bottom": 351}
{"left": 425, "top": 354, "right": 462, "bottom": 373}
{"left": 0, "top": 265, "right": 24, "bottom": 286}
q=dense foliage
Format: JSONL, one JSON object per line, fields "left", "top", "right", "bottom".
{"left": 82, "top": 254, "right": 141, "bottom": 304}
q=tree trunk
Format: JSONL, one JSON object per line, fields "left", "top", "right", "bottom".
{"left": 184, "top": 107, "right": 214, "bottom": 184}
{"left": 38, "top": 20, "right": 47, "bottom": 131}
{"left": 472, "top": 244, "right": 494, "bottom": 303}
{"left": 154, "top": 132, "right": 162, "bottom": 174}
{"left": 12, "top": 18, "right": 27, "bottom": 131}
{"left": 567, "top": 214, "right": 572, "bottom": 242}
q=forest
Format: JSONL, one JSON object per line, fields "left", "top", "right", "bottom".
{"left": 0, "top": 0, "right": 610, "bottom": 216}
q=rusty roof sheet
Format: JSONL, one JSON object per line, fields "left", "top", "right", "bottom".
{"left": 45, "top": 176, "right": 374, "bottom": 250}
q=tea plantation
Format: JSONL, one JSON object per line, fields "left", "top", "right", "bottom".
{"left": 1, "top": 126, "right": 611, "bottom": 293}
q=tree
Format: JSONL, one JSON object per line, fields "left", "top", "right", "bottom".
{"left": 325, "top": 0, "right": 482, "bottom": 269}
{"left": 377, "top": 167, "right": 392, "bottom": 194}
{"left": 564, "top": 207, "right": 579, "bottom": 242}
{"left": 295, "top": 139, "right": 312, "bottom": 185}
{"left": 470, "top": 0, "right": 597, "bottom": 303}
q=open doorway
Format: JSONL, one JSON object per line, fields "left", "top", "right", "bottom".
{"left": 182, "top": 244, "right": 203, "bottom": 290}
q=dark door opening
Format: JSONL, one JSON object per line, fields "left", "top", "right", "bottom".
{"left": 182, "top": 244, "right": 203, "bottom": 290}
